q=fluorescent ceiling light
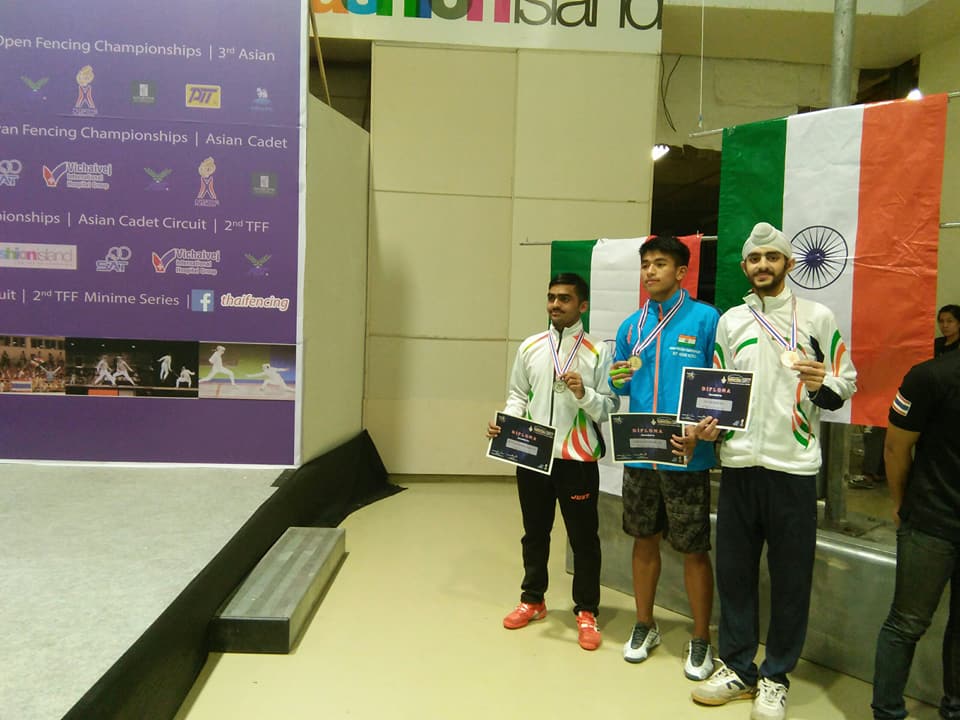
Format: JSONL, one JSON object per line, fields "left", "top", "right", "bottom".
{"left": 652, "top": 144, "right": 670, "bottom": 161}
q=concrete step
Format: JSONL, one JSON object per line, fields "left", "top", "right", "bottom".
{"left": 210, "top": 526, "right": 345, "bottom": 653}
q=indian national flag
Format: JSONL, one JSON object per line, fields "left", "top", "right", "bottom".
{"left": 550, "top": 234, "right": 703, "bottom": 342}
{"left": 717, "top": 95, "right": 948, "bottom": 426}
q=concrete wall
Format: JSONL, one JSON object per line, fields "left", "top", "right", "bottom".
{"left": 300, "top": 96, "right": 369, "bottom": 462}
{"left": 656, "top": 54, "right": 833, "bottom": 151}
{"left": 919, "top": 33, "right": 960, "bottom": 314}
{"left": 364, "top": 44, "right": 659, "bottom": 475}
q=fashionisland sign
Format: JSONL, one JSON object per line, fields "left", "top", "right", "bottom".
{"left": 312, "top": 0, "right": 662, "bottom": 54}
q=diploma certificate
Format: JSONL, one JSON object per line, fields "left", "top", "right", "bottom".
{"left": 677, "top": 367, "right": 755, "bottom": 432}
{"left": 486, "top": 413, "right": 557, "bottom": 475}
{"left": 608, "top": 413, "right": 687, "bottom": 466}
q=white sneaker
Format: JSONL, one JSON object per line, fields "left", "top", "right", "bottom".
{"left": 751, "top": 677, "right": 788, "bottom": 720}
{"left": 691, "top": 661, "right": 757, "bottom": 706}
{"left": 622, "top": 622, "right": 661, "bottom": 663}
{"left": 683, "top": 637, "right": 715, "bottom": 680}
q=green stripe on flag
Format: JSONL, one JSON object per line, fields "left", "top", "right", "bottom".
{"left": 550, "top": 240, "right": 596, "bottom": 332}
{"left": 717, "top": 117, "right": 788, "bottom": 312}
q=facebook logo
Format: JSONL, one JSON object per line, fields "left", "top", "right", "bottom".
{"left": 191, "top": 289, "right": 215, "bottom": 313}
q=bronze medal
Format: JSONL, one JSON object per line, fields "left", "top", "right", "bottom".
{"left": 780, "top": 350, "right": 799, "bottom": 369}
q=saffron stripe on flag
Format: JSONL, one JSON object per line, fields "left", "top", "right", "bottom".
{"left": 853, "top": 95, "right": 947, "bottom": 425}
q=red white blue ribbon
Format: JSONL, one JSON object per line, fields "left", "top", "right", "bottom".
{"left": 748, "top": 296, "right": 798, "bottom": 352}
{"left": 632, "top": 291, "right": 686, "bottom": 358}
{"left": 549, "top": 329, "right": 584, "bottom": 380}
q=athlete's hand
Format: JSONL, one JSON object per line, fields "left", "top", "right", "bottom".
{"left": 793, "top": 359, "right": 827, "bottom": 392}
{"left": 561, "top": 371, "right": 585, "bottom": 399}
{"left": 486, "top": 421, "right": 500, "bottom": 439}
{"left": 671, "top": 425, "right": 698, "bottom": 458}
{"left": 609, "top": 361, "right": 633, "bottom": 388}
{"left": 693, "top": 416, "right": 720, "bottom": 442}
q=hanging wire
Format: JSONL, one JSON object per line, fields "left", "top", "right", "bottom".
{"left": 698, "top": 0, "right": 705, "bottom": 129}
{"left": 660, "top": 55, "right": 682, "bottom": 132}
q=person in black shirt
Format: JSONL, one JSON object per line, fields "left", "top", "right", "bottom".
{"left": 871, "top": 350, "right": 960, "bottom": 720}
{"left": 935, "top": 304, "right": 960, "bottom": 357}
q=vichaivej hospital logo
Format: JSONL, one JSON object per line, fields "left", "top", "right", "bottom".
{"left": 43, "top": 161, "right": 112, "bottom": 191}
{"left": 312, "top": 0, "right": 661, "bottom": 31}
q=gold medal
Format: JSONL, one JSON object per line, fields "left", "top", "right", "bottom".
{"left": 628, "top": 356, "right": 642, "bottom": 370}
{"left": 780, "top": 350, "right": 799, "bottom": 369}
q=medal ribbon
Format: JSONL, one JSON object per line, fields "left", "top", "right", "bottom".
{"left": 632, "top": 291, "right": 686, "bottom": 357}
{"left": 549, "top": 330, "right": 584, "bottom": 381}
{"left": 748, "top": 296, "right": 797, "bottom": 352}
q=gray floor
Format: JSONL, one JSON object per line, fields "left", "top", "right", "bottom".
{"left": 0, "top": 463, "right": 279, "bottom": 720}
{"left": 176, "top": 478, "right": 939, "bottom": 720}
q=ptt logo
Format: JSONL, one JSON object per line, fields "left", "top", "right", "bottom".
{"left": 0, "top": 160, "right": 23, "bottom": 188}
{"left": 185, "top": 84, "right": 221, "bottom": 109}
{"left": 96, "top": 246, "right": 131, "bottom": 272}
{"left": 191, "top": 289, "right": 216, "bottom": 313}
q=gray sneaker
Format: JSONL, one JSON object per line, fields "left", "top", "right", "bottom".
{"left": 683, "top": 637, "right": 715, "bottom": 681}
{"left": 691, "top": 661, "right": 757, "bottom": 705}
{"left": 622, "top": 621, "right": 661, "bottom": 663}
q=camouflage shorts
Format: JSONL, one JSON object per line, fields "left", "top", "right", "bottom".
{"left": 622, "top": 467, "right": 711, "bottom": 553}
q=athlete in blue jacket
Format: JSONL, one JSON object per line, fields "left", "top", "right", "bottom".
{"left": 609, "top": 236, "right": 720, "bottom": 680}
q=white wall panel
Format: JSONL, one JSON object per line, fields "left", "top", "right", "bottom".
{"left": 514, "top": 51, "right": 659, "bottom": 202}
{"left": 364, "top": 336, "right": 509, "bottom": 474}
{"left": 368, "top": 191, "right": 512, "bottom": 339}
{"left": 301, "top": 97, "right": 369, "bottom": 462}
{"left": 371, "top": 44, "right": 517, "bottom": 197}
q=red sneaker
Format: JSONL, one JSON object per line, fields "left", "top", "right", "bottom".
{"left": 503, "top": 601, "right": 547, "bottom": 629}
{"left": 577, "top": 611, "right": 601, "bottom": 650}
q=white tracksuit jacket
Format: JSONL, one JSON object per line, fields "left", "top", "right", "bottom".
{"left": 503, "top": 320, "right": 616, "bottom": 461}
{"left": 713, "top": 288, "right": 858, "bottom": 475}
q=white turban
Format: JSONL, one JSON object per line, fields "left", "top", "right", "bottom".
{"left": 741, "top": 222, "right": 792, "bottom": 259}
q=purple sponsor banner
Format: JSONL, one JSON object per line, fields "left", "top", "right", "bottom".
{"left": 0, "top": 0, "right": 305, "bottom": 464}
{"left": 0, "top": 395, "right": 295, "bottom": 464}
{"left": 0, "top": 0, "right": 301, "bottom": 127}
{"left": 1, "top": 115, "right": 299, "bottom": 341}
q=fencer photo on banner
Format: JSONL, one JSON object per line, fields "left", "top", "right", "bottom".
{"left": 65, "top": 337, "right": 200, "bottom": 398}
{"left": 197, "top": 342, "right": 296, "bottom": 401}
